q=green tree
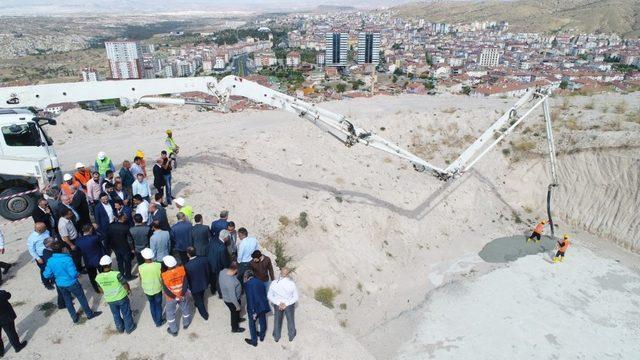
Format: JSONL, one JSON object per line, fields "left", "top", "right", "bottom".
{"left": 559, "top": 80, "right": 569, "bottom": 90}
{"left": 336, "top": 83, "right": 347, "bottom": 93}
{"left": 462, "top": 85, "right": 472, "bottom": 95}
{"left": 425, "top": 52, "right": 433, "bottom": 66}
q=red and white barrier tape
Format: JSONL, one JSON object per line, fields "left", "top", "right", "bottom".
{"left": 0, "top": 188, "right": 40, "bottom": 202}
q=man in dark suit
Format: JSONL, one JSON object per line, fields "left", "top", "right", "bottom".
{"left": 191, "top": 214, "right": 210, "bottom": 256}
{"left": 0, "top": 290, "right": 27, "bottom": 356}
{"left": 149, "top": 203, "right": 170, "bottom": 231}
{"left": 210, "top": 210, "right": 229, "bottom": 240}
{"left": 70, "top": 186, "right": 91, "bottom": 228}
{"left": 207, "top": 229, "right": 231, "bottom": 298}
{"left": 114, "top": 200, "right": 133, "bottom": 227}
{"left": 243, "top": 269, "right": 271, "bottom": 347}
{"left": 152, "top": 159, "right": 165, "bottom": 197}
{"left": 94, "top": 193, "right": 115, "bottom": 241}
{"left": 184, "top": 247, "right": 210, "bottom": 320}
{"left": 106, "top": 214, "right": 135, "bottom": 280}
{"left": 32, "top": 198, "right": 57, "bottom": 236}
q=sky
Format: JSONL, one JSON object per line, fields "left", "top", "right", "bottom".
{"left": 2, "top": 0, "right": 420, "bottom": 15}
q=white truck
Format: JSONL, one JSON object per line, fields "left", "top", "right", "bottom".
{"left": 0, "top": 108, "right": 60, "bottom": 220}
{"left": 0, "top": 75, "right": 557, "bottom": 224}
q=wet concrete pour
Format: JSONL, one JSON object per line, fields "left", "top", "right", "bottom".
{"left": 479, "top": 235, "right": 558, "bottom": 263}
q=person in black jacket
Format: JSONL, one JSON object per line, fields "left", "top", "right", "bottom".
{"left": 0, "top": 290, "right": 27, "bottom": 356}
{"left": 106, "top": 214, "right": 135, "bottom": 280}
{"left": 32, "top": 198, "right": 57, "bottom": 236}
{"left": 152, "top": 158, "right": 166, "bottom": 197}
{"left": 191, "top": 214, "right": 211, "bottom": 256}
{"left": 149, "top": 203, "right": 170, "bottom": 231}
{"left": 184, "top": 247, "right": 210, "bottom": 320}
{"left": 207, "top": 230, "right": 231, "bottom": 298}
{"left": 70, "top": 186, "right": 91, "bottom": 228}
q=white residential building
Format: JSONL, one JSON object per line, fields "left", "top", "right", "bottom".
{"left": 479, "top": 47, "right": 500, "bottom": 68}
{"left": 105, "top": 41, "right": 143, "bottom": 79}
{"left": 81, "top": 68, "right": 98, "bottom": 82}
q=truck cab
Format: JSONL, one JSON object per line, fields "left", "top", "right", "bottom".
{"left": 0, "top": 108, "right": 61, "bottom": 220}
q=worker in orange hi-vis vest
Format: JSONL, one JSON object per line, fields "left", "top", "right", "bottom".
{"left": 553, "top": 234, "right": 571, "bottom": 263}
{"left": 161, "top": 256, "right": 192, "bottom": 336}
{"left": 527, "top": 219, "right": 548, "bottom": 243}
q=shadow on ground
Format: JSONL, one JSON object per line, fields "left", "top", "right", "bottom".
{"left": 479, "top": 235, "right": 557, "bottom": 263}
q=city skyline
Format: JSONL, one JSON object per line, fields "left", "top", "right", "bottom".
{"left": 2, "top": 0, "right": 418, "bottom": 15}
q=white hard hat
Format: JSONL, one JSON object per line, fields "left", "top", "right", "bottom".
{"left": 141, "top": 248, "right": 154, "bottom": 260}
{"left": 97, "top": 151, "right": 106, "bottom": 160}
{"left": 63, "top": 173, "right": 72, "bottom": 181}
{"left": 75, "top": 162, "right": 85, "bottom": 169}
{"left": 174, "top": 197, "right": 185, "bottom": 206}
{"left": 99, "top": 255, "right": 112, "bottom": 266}
{"left": 163, "top": 255, "right": 177, "bottom": 267}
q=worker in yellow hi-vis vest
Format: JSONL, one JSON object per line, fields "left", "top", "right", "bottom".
{"left": 165, "top": 130, "right": 179, "bottom": 169}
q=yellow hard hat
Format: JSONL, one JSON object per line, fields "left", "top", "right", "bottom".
{"left": 563, "top": 234, "right": 569, "bottom": 239}
{"left": 135, "top": 150, "right": 144, "bottom": 158}
{"left": 166, "top": 129, "right": 172, "bottom": 134}
{"left": 541, "top": 220, "right": 546, "bottom": 224}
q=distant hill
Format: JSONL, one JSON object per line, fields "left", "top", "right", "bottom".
{"left": 315, "top": 5, "right": 357, "bottom": 12}
{"left": 395, "top": 0, "right": 640, "bottom": 37}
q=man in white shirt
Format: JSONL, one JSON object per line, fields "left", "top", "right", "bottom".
{"left": 57, "top": 207, "right": 83, "bottom": 271}
{"left": 132, "top": 173, "right": 152, "bottom": 202}
{"left": 267, "top": 267, "right": 299, "bottom": 342}
{"left": 236, "top": 227, "right": 258, "bottom": 281}
{"left": 131, "top": 156, "right": 144, "bottom": 178}
{"left": 132, "top": 195, "right": 149, "bottom": 224}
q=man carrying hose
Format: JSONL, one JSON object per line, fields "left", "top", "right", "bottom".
{"left": 553, "top": 234, "right": 571, "bottom": 263}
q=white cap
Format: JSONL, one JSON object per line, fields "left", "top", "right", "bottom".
{"left": 99, "top": 255, "right": 112, "bottom": 266}
{"left": 63, "top": 173, "right": 72, "bottom": 181}
{"left": 141, "top": 248, "right": 154, "bottom": 260}
{"left": 75, "top": 162, "right": 85, "bottom": 169}
{"left": 163, "top": 255, "right": 177, "bottom": 267}
{"left": 174, "top": 197, "right": 185, "bottom": 206}
{"left": 98, "top": 151, "right": 106, "bottom": 160}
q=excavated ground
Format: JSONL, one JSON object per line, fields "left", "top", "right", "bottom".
{"left": 0, "top": 91, "right": 637, "bottom": 359}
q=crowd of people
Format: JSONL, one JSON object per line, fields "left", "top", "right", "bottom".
{"left": 0, "top": 130, "right": 299, "bottom": 356}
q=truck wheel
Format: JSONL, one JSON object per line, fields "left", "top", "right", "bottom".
{"left": 0, "top": 188, "right": 37, "bottom": 221}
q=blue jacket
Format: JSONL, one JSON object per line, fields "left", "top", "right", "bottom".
{"left": 207, "top": 239, "right": 230, "bottom": 273}
{"left": 118, "top": 205, "right": 134, "bottom": 227}
{"left": 94, "top": 202, "right": 115, "bottom": 236}
{"left": 43, "top": 253, "right": 78, "bottom": 287}
{"left": 245, "top": 277, "right": 271, "bottom": 315}
{"left": 75, "top": 234, "right": 106, "bottom": 268}
{"left": 171, "top": 221, "right": 192, "bottom": 252}
{"left": 210, "top": 219, "right": 228, "bottom": 240}
{"left": 184, "top": 256, "right": 210, "bottom": 293}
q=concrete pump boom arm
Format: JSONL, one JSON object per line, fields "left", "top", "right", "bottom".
{"left": 0, "top": 75, "right": 554, "bottom": 181}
